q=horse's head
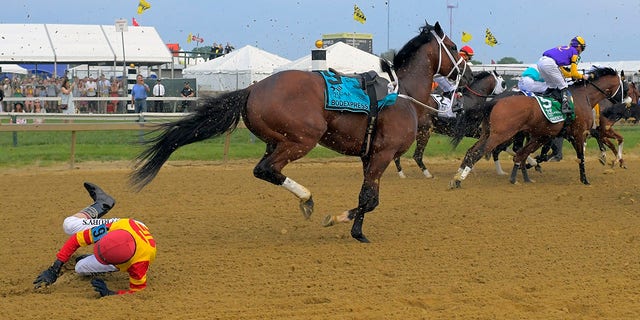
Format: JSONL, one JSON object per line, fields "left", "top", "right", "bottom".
{"left": 492, "top": 70, "right": 507, "bottom": 95}
{"left": 393, "top": 21, "right": 467, "bottom": 85}
{"left": 581, "top": 67, "right": 625, "bottom": 104}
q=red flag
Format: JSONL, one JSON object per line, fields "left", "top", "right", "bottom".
{"left": 132, "top": 17, "right": 139, "bottom": 26}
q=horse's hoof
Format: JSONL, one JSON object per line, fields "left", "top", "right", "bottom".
{"left": 510, "top": 178, "right": 517, "bottom": 184}
{"left": 299, "top": 197, "right": 314, "bottom": 220}
{"left": 496, "top": 170, "right": 507, "bottom": 176}
{"left": 398, "top": 171, "right": 407, "bottom": 179}
{"left": 423, "top": 170, "right": 433, "bottom": 179}
{"left": 448, "top": 180, "right": 461, "bottom": 189}
{"left": 534, "top": 165, "right": 542, "bottom": 173}
{"left": 322, "top": 215, "right": 336, "bottom": 227}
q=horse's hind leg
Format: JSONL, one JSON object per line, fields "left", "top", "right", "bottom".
{"left": 253, "top": 142, "right": 316, "bottom": 219}
{"left": 449, "top": 138, "right": 491, "bottom": 189}
{"left": 324, "top": 153, "right": 392, "bottom": 243}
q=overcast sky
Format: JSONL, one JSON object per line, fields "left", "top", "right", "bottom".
{"left": 2, "top": 0, "right": 638, "bottom": 64}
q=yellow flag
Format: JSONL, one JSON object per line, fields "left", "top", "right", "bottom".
{"left": 461, "top": 31, "right": 472, "bottom": 43}
{"left": 353, "top": 4, "right": 366, "bottom": 24}
{"left": 137, "top": 0, "right": 151, "bottom": 14}
{"left": 485, "top": 28, "right": 497, "bottom": 47}
{"left": 187, "top": 32, "right": 192, "bottom": 44}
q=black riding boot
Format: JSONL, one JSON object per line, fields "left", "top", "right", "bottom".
{"left": 79, "top": 182, "right": 116, "bottom": 219}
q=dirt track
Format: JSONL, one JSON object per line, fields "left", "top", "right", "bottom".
{"left": 1, "top": 155, "right": 639, "bottom": 319}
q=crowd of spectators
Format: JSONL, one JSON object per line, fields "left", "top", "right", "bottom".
{"left": 209, "top": 42, "right": 234, "bottom": 60}
{"left": 1, "top": 74, "right": 125, "bottom": 114}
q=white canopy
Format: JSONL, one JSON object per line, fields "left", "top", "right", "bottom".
{"left": 182, "top": 45, "right": 291, "bottom": 91}
{"left": 275, "top": 42, "right": 385, "bottom": 77}
{"left": 0, "top": 24, "right": 172, "bottom": 65}
{"left": 0, "top": 64, "right": 28, "bottom": 74}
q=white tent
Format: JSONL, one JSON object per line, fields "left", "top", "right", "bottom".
{"left": 182, "top": 45, "right": 291, "bottom": 91}
{"left": 0, "top": 64, "right": 28, "bottom": 74}
{"left": 0, "top": 24, "right": 172, "bottom": 65}
{"left": 275, "top": 42, "right": 385, "bottom": 78}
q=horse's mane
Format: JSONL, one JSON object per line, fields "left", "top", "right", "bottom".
{"left": 392, "top": 23, "right": 434, "bottom": 70}
{"left": 472, "top": 71, "right": 492, "bottom": 82}
{"left": 573, "top": 67, "right": 617, "bottom": 85}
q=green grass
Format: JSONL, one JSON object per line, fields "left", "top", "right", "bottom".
{"left": 2, "top": 123, "right": 640, "bottom": 168}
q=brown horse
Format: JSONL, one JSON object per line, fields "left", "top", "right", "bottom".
{"left": 130, "top": 21, "right": 469, "bottom": 242}
{"left": 592, "top": 81, "right": 640, "bottom": 168}
{"left": 393, "top": 70, "right": 506, "bottom": 178}
{"left": 449, "top": 66, "right": 624, "bottom": 188}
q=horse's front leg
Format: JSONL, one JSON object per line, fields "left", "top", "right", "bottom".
{"left": 511, "top": 138, "right": 546, "bottom": 184}
{"left": 393, "top": 157, "right": 406, "bottom": 178}
{"left": 571, "top": 137, "right": 590, "bottom": 185}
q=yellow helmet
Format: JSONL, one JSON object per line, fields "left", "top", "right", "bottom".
{"left": 570, "top": 36, "right": 586, "bottom": 50}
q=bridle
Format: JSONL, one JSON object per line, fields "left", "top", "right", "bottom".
{"left": 586, "top": 74, "right": 624, "bottom": 105}
{"left": 396, "top": 29, "right": 467, "bottom": 110}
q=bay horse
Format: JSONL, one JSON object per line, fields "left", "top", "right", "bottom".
{"left": 393, "top": 70, "right": 506, "bottom": 178}
{"left": 448, "top": 66, "right": 624, "bottom": 188}
{"left": 592, "top": 81, "right": 639, "bottom": 168}
{"left": 130, "top": 21, "right": 469, "bottom": 243}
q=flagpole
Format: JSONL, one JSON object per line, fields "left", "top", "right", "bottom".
{"left": 386, "top": 0, "right": 390, "bottom": 51}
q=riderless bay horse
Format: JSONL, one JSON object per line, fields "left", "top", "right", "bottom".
{"left": 393, "top": 70, "right": 506, "bottom": 178}
{"left": 592, "top": 81, "right": 639, "bottom": 168}
{"left": 448, "top": 66, "right": 624, "bottom": 188}
{"left": 130, "top": 21, "right": 470, "bottom": 242}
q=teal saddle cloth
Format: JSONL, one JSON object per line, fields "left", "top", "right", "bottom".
{"left": 316, "top": 70, "right": 397, "bottom": 114}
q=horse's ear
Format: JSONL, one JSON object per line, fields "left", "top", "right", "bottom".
{"left": 433, "top": 22, "right": 443, "bottom": 36}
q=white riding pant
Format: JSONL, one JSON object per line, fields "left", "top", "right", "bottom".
{"left": 62, "top": 215, "right": 120, "bottom": 274}
{"left": 537, "top": 56, "right": 567, "bottom": 90}
{"left": 518, "top": 77, "right": 548, "bottom": 93}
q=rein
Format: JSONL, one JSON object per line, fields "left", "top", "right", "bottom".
{"left": 464, "top": 85, "right": 490, "bottom": 98}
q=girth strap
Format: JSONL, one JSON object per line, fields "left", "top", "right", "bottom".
{"left": 360, "top": 72, "right": 380, "bottom": 158}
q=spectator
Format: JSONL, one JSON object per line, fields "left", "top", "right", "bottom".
{"left": 74, "top": 77, "right": 87, "bottom": 113}
{"left": 85, "top": 76, "right": 98, "bottom": 113}
{"left": 45, "top": 78, "right": 59, "bottom": 112}
{"left": 179, "top": 81, "right": 195, "bottom": 112}
{"left": 109, "top": 78, "right": 121, "bottom": 113}
{"left": 98, "top": 74, "right": 111, "bottom": 114}
{"left": 2, "top": 78, "right": 12, "bottom": 112}
{"left": 152, "top": 78, "right": 165, "bottom": 112}
{"left": 131, "top": 74, "right": 150, "bottom": 113}
{"left": 60, "top": 77, "right": 76, "bottom": 118}
{"left": 224, "top": 42, "right": 235, "bottom": 54}
{"left": 24, "top": 81, "right": 35, "bottom": 112}
{"left": 210, "top": 42, "right": 221, "bottom": 60}
{"left": 32, "top": 99, "right": 47, "bottom": 124}
{"left": 10, "top": 102, "right": 27, "bottom": 124}
{"left": 0, "top": 82, "right": 4, "bottom": 112}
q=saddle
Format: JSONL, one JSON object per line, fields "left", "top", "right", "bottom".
{"left": 328, "top": 68, "right": 390, "bottom": 102}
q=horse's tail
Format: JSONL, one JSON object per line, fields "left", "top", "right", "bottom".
{"left": 129, "top": 89, "right": 251, "bottom": 191}
{"left": 450, "top": 98, "right": 497, "bottom": 147}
